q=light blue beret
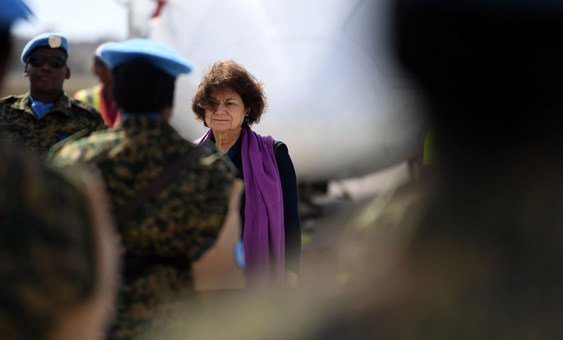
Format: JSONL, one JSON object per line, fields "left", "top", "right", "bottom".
{"left": 93, "top": 41, "right": 115, "bottom": 67}
{"left": 0, "top": 0, "right": 32, "bottom": 29}
{"left": 99, "top": 38, "right": 193, "bottom": 77}
{"left": 20, "top": 32, "right": 68, "bottom": 63}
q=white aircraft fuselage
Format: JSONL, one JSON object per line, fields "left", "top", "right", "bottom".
{"left": 148, "top": 0, "right": 426, "bottom": 183}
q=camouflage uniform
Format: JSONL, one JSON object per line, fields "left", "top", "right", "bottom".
{"left": 0, "top": 146, "right": 97, "bottom": 339}
{"left": 51, "top": 115, "right": 235, "bottom": 339}
{"left": 0, "top": 92, "right": 105, "bottom": 158}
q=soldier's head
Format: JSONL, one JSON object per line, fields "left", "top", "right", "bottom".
{"left": 0, "top": 0, "right": 31, "bottom": 92}
{"left": 364, "top": 2, "right": 563, "bottom": 336}
{"left": 92, "top": 42, "right": 113, "bottom": 93}
{"left": 392, "top": 0, "right": 563, "bottom": 168}
{"left": 21, "top": 32, "right": 71, "bottom": 100}
{"left": 0, "top": 146, "right": 120, "bottom": 340}
{"left": 98, "top": 38, "right": 192, "bottom": 116}
{"left": 394, "top": 0, "right": 563, "bottom": 100}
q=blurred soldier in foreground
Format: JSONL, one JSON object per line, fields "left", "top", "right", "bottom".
{"left": 0, "top": 0, "right": 30, "bottom": 90}
{"left": 0, "top": 145, "right": 120, "bottom": 340}
{"left": 74, "top": 42, "right": 120, "bottom": 127}
{"left": 0, "top": 32, "right": 105, "bottom": 158}
{"left": 328, "top": 0, "right": 563, "bottom": 338}
{"left": 50, "top": 38, "right": 238, "bottom": 339}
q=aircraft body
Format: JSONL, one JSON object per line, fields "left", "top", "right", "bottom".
{"left": 145, "top": 0, "right": 425, "bottom": 184}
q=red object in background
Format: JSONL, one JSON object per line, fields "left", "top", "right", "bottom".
{"left": 151, "top": 0, "right": 165, "bottom": 19}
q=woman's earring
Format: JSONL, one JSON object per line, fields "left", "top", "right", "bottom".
{"left": 243, "top": 116, "right": 250, "bottom": 126}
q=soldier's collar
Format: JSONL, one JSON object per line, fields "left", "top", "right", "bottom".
{"left": 26, "top": 92, "right": 73, "bottom": 117}
{"left": 121, "top": 112, "right": 165, "bottom": 121}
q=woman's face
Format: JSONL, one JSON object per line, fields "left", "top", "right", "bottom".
{"left": 204, "top": 87, "right": 249, "bottom": 134}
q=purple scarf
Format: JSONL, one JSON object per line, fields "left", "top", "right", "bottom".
{"left": 197, "top": 127, "right": 285, "bottom": 287}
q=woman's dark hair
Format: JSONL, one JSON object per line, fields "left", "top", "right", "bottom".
{"left": 112, "top": 59, "right": 175, "bottom": 113}
{"left": 192, "top": 60, "right": 267, "bottom": 125}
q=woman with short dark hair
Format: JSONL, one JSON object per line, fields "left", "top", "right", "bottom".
{"left": 193, "top": 60, "right": 302, "bottom": 289}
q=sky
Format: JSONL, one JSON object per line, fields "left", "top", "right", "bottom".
{"left": 13, "top": 0, "right": 130, "bottom": 41}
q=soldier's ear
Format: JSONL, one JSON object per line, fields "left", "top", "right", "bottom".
{"left": 23, "top": 64, "right": 28, "bottom": 77}
{"left": 65, "top": 66, "right": 71, "bottom": 80}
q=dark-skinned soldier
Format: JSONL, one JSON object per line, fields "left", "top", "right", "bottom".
{"left": 0, "top": 32, "right": 105, "bottom": 158}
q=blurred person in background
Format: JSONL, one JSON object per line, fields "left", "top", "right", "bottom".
{"left": 0, "top": 32, "right": 105, "bottom": 158}
{"left": 74, "top": 42, "right": 120, "bottom": 128}
{"left": 193, "top": 60, "right": 302, "bottom": 289}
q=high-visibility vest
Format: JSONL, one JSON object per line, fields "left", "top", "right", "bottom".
{"left": 422, "top": 127, "right": 434, "bottom": 166}
{"left": 74, "top": 84, "right": 120, "bottom": 128}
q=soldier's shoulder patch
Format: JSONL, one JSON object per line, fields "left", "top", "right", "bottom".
{"left": 70, "top": 98, "right": 103, "bottom": 117}
{"left": 70, "top": 97, "right": 95, "bottom": 110}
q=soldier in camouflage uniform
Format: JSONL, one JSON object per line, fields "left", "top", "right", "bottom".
{"left": 0, "top": 32, "right": 105, "bottom": 158}
{"left": 50, "top": 39, "right": 237, "bottom": 339}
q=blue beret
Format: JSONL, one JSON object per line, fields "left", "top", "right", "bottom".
{"left": 0, "top": 0, "right": 32, "bottom": 29}
{"left": 93, "top": 41, "right": 115, "bottom": 67}
{"left": 99, "top": 38, "right": 192, "bottom": 77}
{"left": 20, "top": 32, "right": 69, "bottom": 64}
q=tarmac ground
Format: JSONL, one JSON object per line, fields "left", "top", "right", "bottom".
{"left": 193, "top": 163, "right": 409, "bottom": 292}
